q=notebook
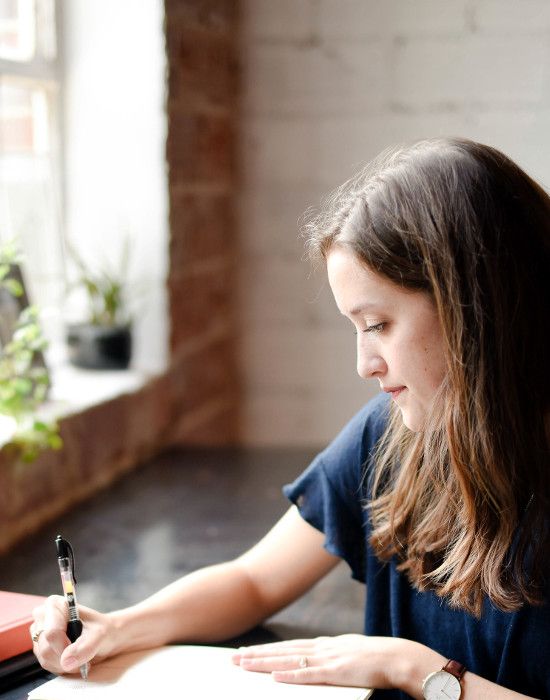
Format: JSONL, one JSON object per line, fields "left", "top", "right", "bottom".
{"left": 28, "top": 645, "right": 373, "bottom": 699}
{"left": 0, "top": 590, "right": 45, "bottom": 662}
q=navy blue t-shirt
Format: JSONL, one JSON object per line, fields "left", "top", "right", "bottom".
{"left": 283, "top": 393, "right": 550, "bottom": 699}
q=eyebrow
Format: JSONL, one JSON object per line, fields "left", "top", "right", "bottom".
{"left": 345, "top": 302, "right": 382, "bottom": 316}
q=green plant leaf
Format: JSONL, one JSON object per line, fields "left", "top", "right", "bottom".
{"left": 48, "top": 434, "right": 63, "bottom": 450}
{"left": 0, "top": 240, "right": 62, "bottom": 461}
{"left": 3, "top": 278, "right": 24, "bottom": 297}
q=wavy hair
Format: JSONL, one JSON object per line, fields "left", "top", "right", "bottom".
{"left": 304, "top": 137, "right": 550, "bottom": 615}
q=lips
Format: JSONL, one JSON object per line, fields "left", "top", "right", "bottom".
{"left": 382, "top": 386, "right": 406, "bottom": 400}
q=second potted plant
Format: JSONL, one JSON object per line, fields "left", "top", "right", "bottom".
{"left": 65, "top": 242, "right": 133, "bottom": 370}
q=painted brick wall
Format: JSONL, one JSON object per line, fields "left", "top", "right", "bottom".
{"left": 239, "top": 0, "right": 550, "bottom": 446}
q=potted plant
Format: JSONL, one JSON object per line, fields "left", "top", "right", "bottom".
{"left": 0, "top": 241, "right": 62, "bottom": 461}
{"left": 65, "top": 241, "right": 133, "bottom": 370}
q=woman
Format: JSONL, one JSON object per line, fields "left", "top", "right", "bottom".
{"left": 32, "top": 138, "right": 549, "bottom": 699}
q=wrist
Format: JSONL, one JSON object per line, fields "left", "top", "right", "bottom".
{"left": 104, "top": 608, "right": 134, "bottom": 656}
{"left": 106, "top": 602, "right": 175, "bottom": 654}
{"left": 391, "top": 640, "right": 446, "bottom": 699}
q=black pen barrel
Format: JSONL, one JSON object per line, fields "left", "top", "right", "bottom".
{"left": 66, "top": 619, "right": 83, "bottom": 643}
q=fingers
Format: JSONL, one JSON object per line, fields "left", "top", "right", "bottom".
{"left": 239, "top": 654, "right": 315, "bottom": 673}
{"left": 59, "top": 623, "right": 103, "bottom": 672}
{"left": 32, "top": 594, "right": 67, "bottom": 631}
{"left": 31, "top": 596, "right": 71, "bottom": 674}
{"left": 236, "top": 651, "right": 333, "bottom": 685}
{"left": 234, "top": 639, "right": 331, "bottom": 684}
{"left": 232, "top": 638, "right": 321, "bottom": 664}
{"left": 31, "top": 595, "right": 104, "bottom": 675}
{"left": 37, "top": 627, "right": 71, "bottom": 672}
{"left": 272, "top": 666, "right": 332, "bottom": 685}
{"left": 237, "top": 639, "right": 321, "bottom": 654}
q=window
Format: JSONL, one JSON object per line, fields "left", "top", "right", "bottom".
{"left": 1, "top": 0, "right": 169, "bottom": 377}
{"left": 0, "top": 0, "right": 64, "bottom": 358}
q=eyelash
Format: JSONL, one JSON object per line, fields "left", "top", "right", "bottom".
{"left": 354, "top": 322, "right": 386, "bottom": 336}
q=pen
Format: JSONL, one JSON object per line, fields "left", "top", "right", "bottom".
{"left": 55, "top": 535, "right": 89, "bottom": 680}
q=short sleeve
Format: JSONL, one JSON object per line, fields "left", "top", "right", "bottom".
{"left": 283, "top": 392, "right": 390, "bottom": 582}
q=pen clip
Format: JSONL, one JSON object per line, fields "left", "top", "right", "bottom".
{"left": 56, "top": 535, "right": 77, "bottom": 584}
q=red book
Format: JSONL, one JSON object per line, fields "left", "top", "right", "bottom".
{"left": 0, "top": 591, "right": 45, "bottom": 662}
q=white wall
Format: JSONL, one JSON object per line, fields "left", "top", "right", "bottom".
{"left": 239, "top": 0, "right": 550, "bottom": 447}
{"left": 61, "top": 0, "right": 168, "bottom": 373}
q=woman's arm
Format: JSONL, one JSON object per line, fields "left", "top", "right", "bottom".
{"left": 32, "top": 506, "right": 339, "bottom": 674}
{"left": 109, "top": 505, "right": 339, "bottom": 648}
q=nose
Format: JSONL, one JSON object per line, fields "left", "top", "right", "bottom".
{"left": 356, "top": 336, "right": 386, "bottom": 380}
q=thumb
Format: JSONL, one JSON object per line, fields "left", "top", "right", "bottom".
{"left": 60, "top": 633, "right": 98, "bottom": 672}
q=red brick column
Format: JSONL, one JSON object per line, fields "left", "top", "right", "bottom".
{"left": 164, "top": 0, "right": 241, "bottom": 445}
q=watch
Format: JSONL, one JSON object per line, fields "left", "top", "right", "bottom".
{"left": 422, "top": 659, "right": 466, "bottom": 700}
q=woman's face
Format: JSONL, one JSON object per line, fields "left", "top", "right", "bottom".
{"left": 327, "top": 246, "right": 447, "bottom": 432}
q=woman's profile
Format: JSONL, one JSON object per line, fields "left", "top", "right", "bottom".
{"left": 31, "top": 138, "right": 550, "bottom": 699}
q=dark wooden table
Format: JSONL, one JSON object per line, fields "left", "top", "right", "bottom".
{"left": 0, "top": 447, "right": 365, "bottom": 698}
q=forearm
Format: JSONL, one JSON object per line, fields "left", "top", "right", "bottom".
{"left": 397, "top": 641, "right": 539, "bottom": 700}
{"left": 105, "top": 560, "right": 271, "bottom": 655}
{"left": 103, "top": 506, "right": 337, "bottom": 656}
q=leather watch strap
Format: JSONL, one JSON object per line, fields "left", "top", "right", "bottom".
{"left": 443, "top": 659, "right": 466, "bottom": 680}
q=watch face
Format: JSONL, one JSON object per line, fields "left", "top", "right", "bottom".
{"left": 423, "top": 670, "right": 461, "bottom": 700}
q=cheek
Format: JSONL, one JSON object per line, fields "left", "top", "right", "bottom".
{"left": 400, "top": 332, "right": 445, "bottom": 394}
{"left": 418, "top": 333, "right": 446, "bottom": 390}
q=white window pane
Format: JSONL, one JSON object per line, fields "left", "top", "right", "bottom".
{"left": 0, "top": 0, "right": 35, "bottom": 61}
{"left": 0, "top": 76, "right": 63, "bottom": 351}
{"left": 0, "top": 79, "right": 52, "bottom": 152}
{"left": 0, "top": 0, "right": 56, "bottom": 62}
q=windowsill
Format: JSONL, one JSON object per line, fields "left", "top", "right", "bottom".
{"left": 45, "top": 363, "right": 154, "bottom": 418}
{"left": 0, "top": 363, "right": 155, "bottom": 449}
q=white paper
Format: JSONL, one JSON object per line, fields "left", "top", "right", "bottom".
{"left": 28, "top": 646, "right": 373, "bottom": 699}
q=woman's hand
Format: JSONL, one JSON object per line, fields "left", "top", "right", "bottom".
{"left": 31, "top": 595, "right": 117, "bottom": 675}
{"left": 232, "top": 634, "right": 419, "bottom": 690}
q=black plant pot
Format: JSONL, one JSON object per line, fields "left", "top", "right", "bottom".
{"left": 66, "top": 323, "right": 132, "bottom": 370}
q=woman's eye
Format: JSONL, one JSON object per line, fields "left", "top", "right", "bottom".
{"left": 364, "top": 322, "right": 385, "bottom": 334}
{"left": 353, "top": 322, "right": 385, "bottom": 336}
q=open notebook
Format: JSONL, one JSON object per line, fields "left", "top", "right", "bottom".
{"left": 28, "top": 645, "right": 373, "bottom": 699}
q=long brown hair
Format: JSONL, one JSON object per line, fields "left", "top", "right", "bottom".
{"left": 304, "top": 137, "right": 550, "bottom": 616}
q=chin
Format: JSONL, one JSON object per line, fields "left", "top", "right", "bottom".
{"left": 399, "top": 409, "right": 424, "bottom": 433}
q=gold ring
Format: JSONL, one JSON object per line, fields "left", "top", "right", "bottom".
{"left": 298, "top": 656, "right": 308, "bottom": 669}
{"left": 31, "top": 628, "right": 43, "bottom": 643}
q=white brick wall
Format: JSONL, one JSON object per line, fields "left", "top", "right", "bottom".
{"left": 316, "top": 0, "right": 467, "bottom": 37}
{"left": 239, "top": 0, "right": 550, "bottom": 447}
{"left": 242, "top": 41, "right": 390, "bottom": 116}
